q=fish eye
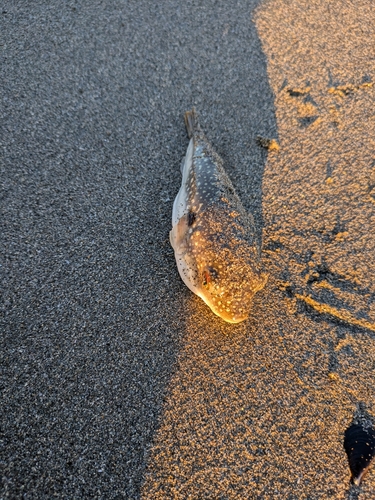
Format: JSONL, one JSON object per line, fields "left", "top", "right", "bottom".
{"left": 187, "top": 210, "right": 196, "bottom": 226}
{"left": 202, "top": 266, "right": 219, "bottom": 287}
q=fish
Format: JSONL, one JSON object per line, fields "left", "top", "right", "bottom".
{"left": 344, "top": 423, "right": 375, "bottom": 486}
{"left": 170, "top": 108, "right": 267, "bottom": 323}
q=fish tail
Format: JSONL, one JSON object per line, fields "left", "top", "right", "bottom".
{"left": 184, "top": 108, "right": 198, "bottom": 138}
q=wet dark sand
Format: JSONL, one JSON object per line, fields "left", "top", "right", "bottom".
{"left": 2, "top": 1, "right": 375, "bottom": 498}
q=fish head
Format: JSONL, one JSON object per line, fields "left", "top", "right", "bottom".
{"left": 190, "top": 217, "right": 267, "bottom": 323}
{"left": 171, "top": 208, "right": 267, "bottom": 323}
{"left": 193, "top": 243, "right": 267, "bottom": 323}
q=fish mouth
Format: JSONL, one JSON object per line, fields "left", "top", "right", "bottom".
{"left": 197, "top": 292, "right": 249, "bottom": 323}
{"left": 221, "top": 314, "right": 248, "bottom": 324}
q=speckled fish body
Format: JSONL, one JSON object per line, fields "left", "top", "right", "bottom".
{"left": 170, "top": 109, "right": 267, "bottom": 323}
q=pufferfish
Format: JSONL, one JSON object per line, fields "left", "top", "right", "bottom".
{"left": 170, "top": 108, "right": 267, "bottom": 323}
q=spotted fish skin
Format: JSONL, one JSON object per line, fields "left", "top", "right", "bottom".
{"left": 170, "top": 109, "right": 267, "bottom": 323}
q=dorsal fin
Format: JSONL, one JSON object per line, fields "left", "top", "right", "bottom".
{"left": 184, "top": 108, "right": 198, "bottom": 138}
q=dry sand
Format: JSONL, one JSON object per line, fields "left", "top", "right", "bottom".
{"left": 2, "top": 0, "right": 375, "bottom": 499}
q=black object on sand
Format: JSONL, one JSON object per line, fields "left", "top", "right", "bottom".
{"left": 344, "top": 423, "right": 375, "bottom": 486}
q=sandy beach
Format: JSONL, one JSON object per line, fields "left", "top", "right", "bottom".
{"left": 2, "top": 0, "right": 375, "bottom": 498}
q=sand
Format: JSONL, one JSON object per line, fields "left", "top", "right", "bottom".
{"left": 2, "top": 0, "right": 375, "bottom": 498}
